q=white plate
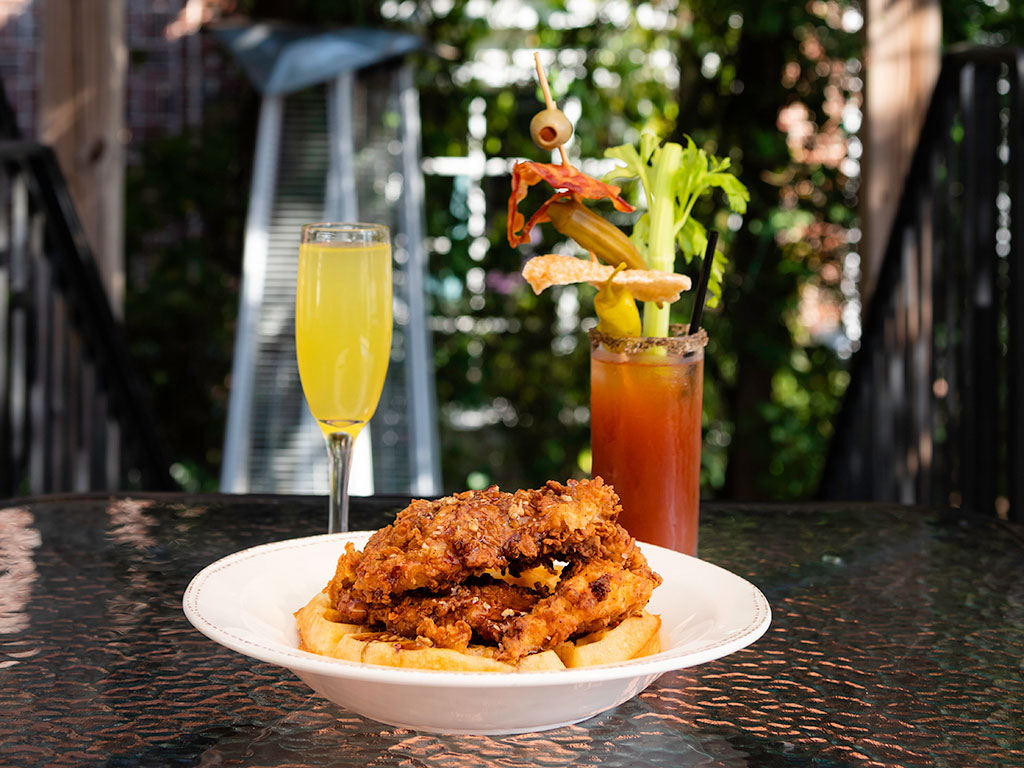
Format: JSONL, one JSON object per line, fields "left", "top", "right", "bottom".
{"left": 183, "top": 532, "right": 771, "bottom": 735}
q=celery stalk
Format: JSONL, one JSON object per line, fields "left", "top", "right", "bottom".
{"left": 641, "top": 141, "right": 681, "bottom": 337}
{"left": 604, "top": 131, "right": 749, "bottom": 338}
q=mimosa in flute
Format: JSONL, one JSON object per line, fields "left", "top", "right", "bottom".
{"left": 296, "top": 223, "right": 392, "bottom": 533}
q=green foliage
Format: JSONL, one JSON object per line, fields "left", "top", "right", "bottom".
{"left": 397, "top": 0, "right": 865, "bottom": 498}
{"left": 655, "top": 1, "right": 861, "bottom": 499}
{"left": 123, "top": 0, "right": 892, "bottom": 498}
{"left": 124, "top": 99, "right": 256, "bottom": 491}
{"left": 605, "top": 131, "right": 748, "bottom": 310}
{"left": 941, "top": 0, "right": 1024, "bottom": 45}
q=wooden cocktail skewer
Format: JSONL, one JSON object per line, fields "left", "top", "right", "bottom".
{"left": 533, "top": 53, "right": 601, "bottom": 262}
{"left": 533, "top": 52, "right": 571, "bottom": 168}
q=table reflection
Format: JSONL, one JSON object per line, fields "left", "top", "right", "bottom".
{"left": 0, "top": 493, "right": 1021, "bottom": 767}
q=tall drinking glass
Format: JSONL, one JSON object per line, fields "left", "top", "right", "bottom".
{"left": 295, "top": 223, "right": 392, "bottom": 533}
{"left": 589, "top": 326, "right": 707, "bottom": 556}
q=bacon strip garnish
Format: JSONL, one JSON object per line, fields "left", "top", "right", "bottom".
{"left": 507, "top": 162, "right": 634, "bottom": 247}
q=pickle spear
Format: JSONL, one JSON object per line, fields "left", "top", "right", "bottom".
{"left": 546, "top": 198, "right": 645, "bottom": 271}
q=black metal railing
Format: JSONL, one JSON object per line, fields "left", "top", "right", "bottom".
{"left": 822, "top": 47, "right": 1024, "bottom": 522}
{"left": 0, "top": 83, "right": 173, "bottom": 496}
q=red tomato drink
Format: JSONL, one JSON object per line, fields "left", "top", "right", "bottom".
{"left": 589, "top": 332, "right": 705, "bottom": 556}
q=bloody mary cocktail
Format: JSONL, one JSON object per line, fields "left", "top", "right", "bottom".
{"left": 503, "top": 57, "right": 746, "bottom": 557}
{"left": 589, "top": 328, "right": 707, "bottom": 556}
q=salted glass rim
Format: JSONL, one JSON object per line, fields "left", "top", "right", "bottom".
{"left": 589, "top": 326, "right": 708, "bottom": 357}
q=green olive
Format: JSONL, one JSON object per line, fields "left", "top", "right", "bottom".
{"left": 530, "top": 108, "right": 573, "bottom": 151}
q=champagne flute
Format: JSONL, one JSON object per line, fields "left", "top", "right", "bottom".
{"left": 295, "top": 223, "right": 392, "bottom": 533}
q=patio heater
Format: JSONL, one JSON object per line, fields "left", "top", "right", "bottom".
{"left": 214, "top": 22, "right": 440, "bottom": 497}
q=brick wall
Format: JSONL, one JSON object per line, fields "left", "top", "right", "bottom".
{"left": 0, "top": 0, "right": 39, "bottom": 136}
{"left": 0, "top": 0, "right": 228, "bottom": 151}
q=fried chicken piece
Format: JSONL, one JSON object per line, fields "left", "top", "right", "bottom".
{"left": 336, "top": 578, "right": 546, "bottom": 651}
{"left": 331, "top": 478, "right": 623, "bottom": 604}
{"left": 496, "top": 544, "right": 662, "bottom": 662}
{"left": 323, "top": 477, "right": 662, "bottom": 663}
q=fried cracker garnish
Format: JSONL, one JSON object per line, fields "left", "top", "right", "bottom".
{"left": 522, "top": 254, "right": 692, "bottom": 304}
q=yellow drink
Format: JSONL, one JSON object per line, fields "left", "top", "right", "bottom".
{"left": 295, "top": 241, "right": 392, "bottom": 437}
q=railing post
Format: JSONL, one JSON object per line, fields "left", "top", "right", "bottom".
{"left": 915, "top": 183, "right": 935, "bottom": 507}
{"left": 1009, "top": 52, "right": 1024, "bottom": 523}
{"left": 936, "top": 74, "right": 961, "bottom": 508}
{"left": 821, "top": 49, "right": 1023, "bottom": 516}
{"left": 958, "top": 61, "right": 1001, "bottom": 517}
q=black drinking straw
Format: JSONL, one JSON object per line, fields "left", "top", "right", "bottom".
{"left": 687, "top": 230, "right": 719, "bottom": 335}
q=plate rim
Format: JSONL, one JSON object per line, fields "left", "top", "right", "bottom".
{"left": 182, "top": 531, "right": 771, "bottom": 689}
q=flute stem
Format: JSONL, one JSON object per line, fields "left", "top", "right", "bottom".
{"left": 326, "top": 431, "right": 354, "bottom": 534}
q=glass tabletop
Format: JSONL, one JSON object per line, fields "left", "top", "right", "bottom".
{"left": 0, "top": 493, "right": 1021, "bottom": 767}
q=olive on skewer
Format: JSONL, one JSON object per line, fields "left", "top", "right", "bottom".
{"left": 530, "top": 107, "right": 573, "bottom": 152}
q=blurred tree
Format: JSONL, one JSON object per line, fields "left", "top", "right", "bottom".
{"left": 942, "top": 0, "right": 1024, "bottom": 44}
{"left": 124, "top": 97, "right": 256, "bottom": 491}
{"left": 124, "top": 0, "right": 914, "bottom": 498}
{"left": 661, "top": 2, "right": 862, "bottom": 498}
{"left": 390, "top": 0, "right": 864, "bottom": 498}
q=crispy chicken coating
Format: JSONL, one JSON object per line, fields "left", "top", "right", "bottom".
{"left": 496, "top": 544, "right": 660, "bottom": 661}
{"left": 336, "top": 578, "right": 545, "bottom": 651}
{"left": 326, "top": 477, "right": 662, "bottom": 661}
{"left": 331, "top": 478, "right": 623, "bottom": 604}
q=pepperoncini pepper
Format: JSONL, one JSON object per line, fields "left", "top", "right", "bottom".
{"left": 594, "top": 263, "right": 641, "bottom": 337}
{"left": 547, "top": 198, "right": 646, "bottom": 271}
